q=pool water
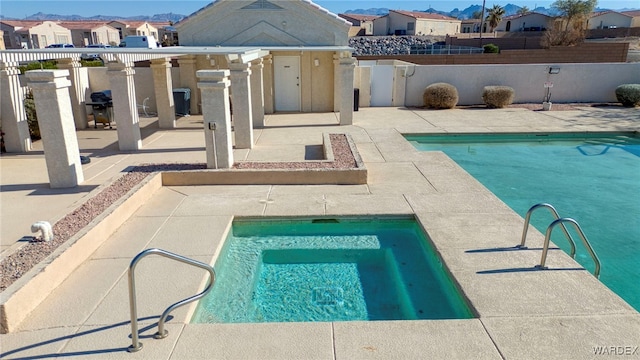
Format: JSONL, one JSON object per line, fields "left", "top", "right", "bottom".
{"left": 191, "top": 218, "right": 474, "bottom": 323}
{"left": 406, "top": 132, "right": 640, "bottom": 311}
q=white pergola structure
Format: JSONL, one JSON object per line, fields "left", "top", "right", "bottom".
{"left": 0, "top": 46, "right": 355, "bottom": 187}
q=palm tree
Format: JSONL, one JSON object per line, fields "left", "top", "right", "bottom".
{"left": 517, "top": 6, "right": 530, "bottom": 16}
{"left": 486, "top": 4, "right": 506, "bottom": 32}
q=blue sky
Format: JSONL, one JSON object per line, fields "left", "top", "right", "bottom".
{"left": 0, "top": 1, "right": 638, "bottom": 19}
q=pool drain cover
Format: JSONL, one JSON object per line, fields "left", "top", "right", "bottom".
{"left": 312, "top": 287, "right": 344, "bottom": 306}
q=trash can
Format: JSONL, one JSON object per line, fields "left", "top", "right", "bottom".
{"left": 87, "top": 90, "right": 113, "bottom": 128}
{"left": 353, "top": 88, "right": 360, "bottom": 112}
{"left": 173, "top": 88, "right": 191, "bottom": 116}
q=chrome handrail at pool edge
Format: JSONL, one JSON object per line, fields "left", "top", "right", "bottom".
{"left": 537, "top": 218, "right": 602, "bottom": 278}
{"left": 518, "top": 203, "right": 577, "bottom": 257}
{"left": 127, "top": 248, "right": 216, "bottom": 353}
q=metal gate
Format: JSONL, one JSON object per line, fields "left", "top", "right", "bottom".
{"left": 369, "top": 65, "right": 394, "bottom": 107}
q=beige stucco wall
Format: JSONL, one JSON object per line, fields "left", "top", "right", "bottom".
{"left": 401, "top": 63, "right": 640, "bottom": 106}
{"left": 176, "top": 0, "right": 350, "bottom": 46}
{"left": 373, "top": 16, "right": 389, "bottom": 36}
{"left": 587, "top": 13, "right": 633, "bottom": 29}
{"left": 268, "top": 51, "right": 335, "bottom": 112}
{"left": 415, "top": 19, "right": 461, "bottom": 36}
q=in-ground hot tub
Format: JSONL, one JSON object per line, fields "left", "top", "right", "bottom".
{"left": 191, "top": 216, "right": 474, "bottom": 323}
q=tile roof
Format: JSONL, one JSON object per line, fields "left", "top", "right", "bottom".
{"left": 391, "top": 10, "right": 458, "bottom": 21}
{"left": 339, "top": 14, "right": 381, "bottom": 22}
{"left": 59, "top": 22, "right": 109, "bottom": 30}
{"left": 621, "top": 10, "right": 640, "bottom": 17}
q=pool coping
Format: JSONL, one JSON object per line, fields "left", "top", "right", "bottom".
{"left": 0, "top": 133, "right": 367, "bottom": 334}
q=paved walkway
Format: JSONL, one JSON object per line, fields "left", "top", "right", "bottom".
{"left": 1, "top": 106, "right": 639, "bottom": 359}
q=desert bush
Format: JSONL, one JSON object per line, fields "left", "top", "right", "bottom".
{"left": 483, "top": 43, "right": 499, "bottom": 53}
{"left": 24, "top": 90, "right": 41, "bottom": 140}
{"left": 18, "top": 60, "right": 57, "bottom": 74}
{"left": 423, "top": 83, "right": 459, "bottom": 109}
{"left": 615, "top": 84, "right": 640, "bottom": 107}
{"left": 482, "top": 86, "right": 515, "bottom": 108}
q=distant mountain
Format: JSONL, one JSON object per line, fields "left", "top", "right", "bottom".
{"left": 2, "top": 11, "right": 185, "bottom": 23}
{"left": 342, "top": 8, "right": 389, "bottom": 16}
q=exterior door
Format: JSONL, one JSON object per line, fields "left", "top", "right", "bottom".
{"left": 370, "top": 65, "right": 394, "bottom": 107}
{"left": 273, "top": 56, "right": 301, "bottom": 112}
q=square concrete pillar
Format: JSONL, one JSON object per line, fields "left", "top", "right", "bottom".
{"left": 57, "top": 58, "right": 89, "bottom": 130}
{"left": 151, "top": 58, "right": 176, "bottom": 128}
{"left": 229, "top": 61, "right": 254, "bottom": 149}
{"left": 250, "top": 58, "right": 265, "bottom": 128}
{"left": 197, "top": 70, "right": 233, "bottom": 169}
{"left": 333, "top": 53, "right": 341, "bottom": 113}
{"left": 339, "top": 56, "right": 357, "bottom": 126}
{"left": 178, "top": 55, "right": 200, "bottom": 115}
{"left": 107, "top": 62, "right": 142, "bottom": 151}
{"left": 25, "top": 70, "right": 84, "bottom": 188}
{"left": 0, "top": 64, "right": 32, "bottom": 152}
{"left": 263, "top": 55, "right": 275, "bottom": 115}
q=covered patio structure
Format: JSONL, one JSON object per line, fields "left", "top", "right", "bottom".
{"left": 0, "top": 45, "right": 356, "bottom": 187}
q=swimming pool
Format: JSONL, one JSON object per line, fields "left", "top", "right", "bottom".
{"left": 191, "top": 217, "right": 474, "bottom": 323}
{"left": 406, "top": 132, "right": 640, "bottom": 311}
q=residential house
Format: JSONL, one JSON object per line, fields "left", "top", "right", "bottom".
{"left": 107, "top": 21, "right": 159, "bottom": 41}
{"left": 59, "top": 22, "right": 120, "bottom": 47}
{"left": 0, "top": 20, "right": 72, "bottom": 49}
{"left": 339, "top": 14, "right": 380, "bottom": 36}
{"left": 385, "top": 10, "right": 461, "bottom": 36}
{"left": 461, "top": 19, "right": 481, "bottom": 33}
{"left": 587, "top": 11, "right": 634, "bottom": 29}
{"left": 495, "top": 12, "right": 553, "bottom": 32}
{"left": 175, "top": 0, "right": 352, "bottom": 114}
{"left": 621, "top": 10, "right": 640, "bottom": 27}
{"left": 151, "top": 22, "right": 178, "bottom": 46}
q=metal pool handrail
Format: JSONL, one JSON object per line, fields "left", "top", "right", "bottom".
{"left": 127, "top": 248, "right": 216, "bottom": 353}
{"left": 518, "top": 203, "right": 577, "bottom": 258}
{"left": 538, "top": 218, "right": 602, "bottom": 278}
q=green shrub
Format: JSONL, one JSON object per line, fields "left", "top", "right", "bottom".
{"left": 81, "top": 59, "right": 105, "bottom": 67}
{"left": 423, "top": 83, "right": 459, "bottom": 109}
{"left": 615, "top": 84, "right": 640, "bottom": 107}
{"left": 24, "top": 90, "right": 41, "bottom": 140}
{"left": 482, "top": 86, "right": 515, "bottom": 108}
{"left": 483, "top": 43, "right": 499, "bottom": 53}
{"left": 18, "top": 61, "right": 57, "bottom": 74}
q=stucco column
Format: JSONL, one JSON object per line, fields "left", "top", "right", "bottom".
{"left": 57, "top": 58, "right": 89, "bottom": 129}
{"left": 228, "top": 61, "right": 254, "bottom": 149}
{"left": 263, "top": 55, "right": 274, "bottom": 114}
{"left": 333, "top": 53, "right": 340, "bottom": 112}
{"left": 107, "top": 62, "right": 142, "bottom": 151}
{"left": 178, "top": 55, "right": 200, "bottom": 115}
{"left": 25, "top": 70, "right": 84, "bottom": 188}
{"left": 150, "top": 58, "right": 176, "bottom": 128}
{"left": 250, "top": 58, "right": 265, "bottom": 128}
{"left": 197, "top": 70, "right": 233, "bottom": 169}
{"left": 339, "top": 56, "right": 356, "bottom": 126}
{"left": 0, "top": 63, "right": 31, "bottom": 152}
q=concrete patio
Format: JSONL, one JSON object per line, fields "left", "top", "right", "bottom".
{"left": 1, "top": 106, "right": 639, "bottom": 359}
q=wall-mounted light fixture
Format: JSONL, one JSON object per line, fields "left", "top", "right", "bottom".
{"left": 314, "top": 58, "right": 320, "bottom": 67}
{"left": 282, "top": 21, "right": 287, "bottom": 27}
{"left": 549, "top": 66, "right": 560, "bottom": 74}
